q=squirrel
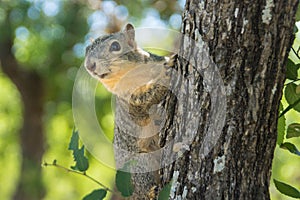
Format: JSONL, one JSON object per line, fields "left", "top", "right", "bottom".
{"left": 84, "top": 23, "right": 174, "bottom": 153}
{"left": 84, "top": 23, "right": 175, "bottom": 199}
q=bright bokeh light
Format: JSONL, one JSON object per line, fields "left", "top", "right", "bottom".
{"left": 73, "top": 43, "right": 85, "bottom": 58}
{"left": 114, "top": 5, "right": 128, "bottom": 21}
{"left": 15, "top": 26, "right": 30, "bottom": 41}
{"left": 27, "top": 6, "right": 40, "bottom": 20}
{"left": 42, "top": 0, "right": 60, "bottom": 17}
{"left": 141, "top": 8, "right": 167, "bottom": 28}
{"left": 88, "top": 10, "right": 108, "bottom": 33}
{"left": 101, "top": 0, "right": 117, "bottom": 15}
{"left": 169, "top": 13, "right": 182, "bottom": 29}
{"left": 178, "top": 0, "right": 185, "bottom": 9}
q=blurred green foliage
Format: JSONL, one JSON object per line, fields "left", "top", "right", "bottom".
{"left": 0, "top": 72, "right": 22, "bottom": 200}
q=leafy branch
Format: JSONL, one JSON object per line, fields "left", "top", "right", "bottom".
{"left": 42, "top": 160, "right": 113, "bottom": 193}
{"left": 42, "top": 129, "right": 116, "bottom": 200}
{"left": 274, "top": 32, "right": 300, "bottom": 198}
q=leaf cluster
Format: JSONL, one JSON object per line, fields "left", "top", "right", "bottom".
{"left": 274, "top": 25, "right": 300, "bottom": 198}
{"left": 68, "top": 130, "right": 89, "bottom": 172}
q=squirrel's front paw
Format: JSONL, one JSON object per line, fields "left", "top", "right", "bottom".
{"left": 164, "top": 54, "right": 177, "bottom": 68}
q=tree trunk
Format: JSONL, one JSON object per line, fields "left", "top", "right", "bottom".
{"left": 0, "top": 38, "right": 45, "bottom": 200}
{"left": 114, "top": 0, "right": 298, "bottom": 199}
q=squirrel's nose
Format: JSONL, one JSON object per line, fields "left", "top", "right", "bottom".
{"left": 84, "top": 57, "right": 96, "bottom": 72}
{"left": 87, "top": 62, "right": 96, "bottom": 71}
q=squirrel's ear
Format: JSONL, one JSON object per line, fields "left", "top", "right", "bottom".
{"left": 123, "top": 23, "right": 136, "bottom": 48}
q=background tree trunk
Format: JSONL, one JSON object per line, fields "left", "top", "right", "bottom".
{"left": 0, "top": 36, "right": 45, "bottom": 200}
{"left": 114, "top": 0, "right": 299, "bottom": 199}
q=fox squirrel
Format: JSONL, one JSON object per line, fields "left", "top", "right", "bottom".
{"left": 84, "top": 23, "right": 174, "bottom": 153}
{"left": 84, "top": 23, "right": 175, "bottom": 199}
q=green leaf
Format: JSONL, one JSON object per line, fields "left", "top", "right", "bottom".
{"left": 274, "top": 179, "right": 300, "bottom": 198}
{"left": 115, "top": 169, "right": 134, "bottom": 197}
{"left": 82, "top": 189, "right": 107, "bottom": 200}
{"left": 286, "top": 59, "right": 300, "bottom": 81}
{"left": 277, "top": 103, "right": 286, "bottom": 145}
{"left": 69, "top": 129, "right": 79, "bottom": 151}
{"left": 280, "top": 142, "right": 300, "bottom": 156}
{"left": 68, "top": 129, "right": 89, "bottom": 171}
{"left": 158, "top": 182, "right": 172, "bottom": 200}
{"left": 71, "top": 146, "right": 89, "bottom": 172}
{"left": 284, "top": 83, "right": 300, "bottom": 113}
{"left": 287, "top": 123, "right": 300, "bottom": 138}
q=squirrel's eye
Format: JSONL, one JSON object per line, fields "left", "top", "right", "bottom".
{"left": 109, "top": 41, "right": 121, "bottom": 52}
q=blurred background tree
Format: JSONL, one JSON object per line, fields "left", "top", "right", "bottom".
{"left": 0, "top": 0, "right": 299, "bottom": 200}
{"left": 0, "top": 0, "right": 182, "bottom": 200}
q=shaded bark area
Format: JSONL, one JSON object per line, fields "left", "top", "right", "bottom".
{"left": 114, "top": 0, "right": 298, "bottom": 199}
{"left": 0, "top": 39, "right": 45, "bottom": 200}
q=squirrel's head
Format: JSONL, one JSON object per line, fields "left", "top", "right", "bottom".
{"left": 84, "top": 23, "right": 150, "bottom": 92}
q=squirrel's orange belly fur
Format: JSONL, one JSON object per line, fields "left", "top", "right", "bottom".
{"left": 99, "top": 67, "right": 134, "bottom": 93}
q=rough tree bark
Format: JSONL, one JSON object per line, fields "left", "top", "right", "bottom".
{"left": 114, "top": 0, "right": 298, "bottom": 199}
{"left": 0, "top": 29, "right": 45, "bottom": 200}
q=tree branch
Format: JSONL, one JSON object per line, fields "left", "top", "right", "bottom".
{"left": 43, "top": 161, "right": 115, "bottom": 194}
